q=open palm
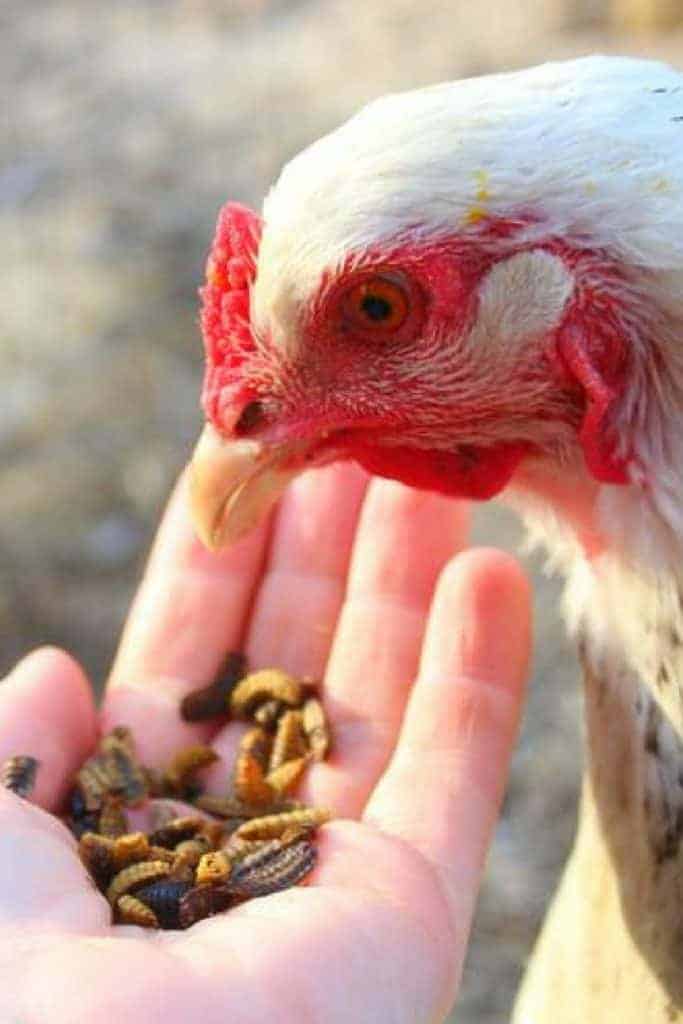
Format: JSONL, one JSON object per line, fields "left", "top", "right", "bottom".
{"left": 0, "top": 464, "right": 530, "bottom": 1023}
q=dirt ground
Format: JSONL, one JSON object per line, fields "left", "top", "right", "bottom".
{"left": 2, "top": 2, "right": 683, "bottom": 1019}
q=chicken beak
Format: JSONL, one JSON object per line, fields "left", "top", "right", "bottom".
{"left": 189, "top": 423, "right": 299, "bottom": 550}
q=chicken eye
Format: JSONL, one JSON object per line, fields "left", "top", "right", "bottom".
{"left": 343, "top": 276, "right": 410, "bottom": 333}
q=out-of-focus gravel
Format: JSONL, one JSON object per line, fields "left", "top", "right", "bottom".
{"left": 2, "top": 3, "right": 683, "bottom": 1019}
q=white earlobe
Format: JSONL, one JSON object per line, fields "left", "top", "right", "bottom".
{"left": 471, "top": 249, "right": 574, "bottom": 354}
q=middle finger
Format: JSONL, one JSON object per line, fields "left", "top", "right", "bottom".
{"left": 302, "top": 478, "right": 470, "bottom": 817}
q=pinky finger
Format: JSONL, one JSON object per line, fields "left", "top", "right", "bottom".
{"left": 0, "top": 647, "right": 98, "bottom": 811}
{"left": 363, "top": 549, "right": 531, "bottom": 941}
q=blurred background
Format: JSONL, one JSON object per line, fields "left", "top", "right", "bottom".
{"left": 2, "top": 1, "right": 683, "bottom": 1019}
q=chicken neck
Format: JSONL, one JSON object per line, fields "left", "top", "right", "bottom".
{"left": 510, "top": 459, "right": 683, "bottom": 1022}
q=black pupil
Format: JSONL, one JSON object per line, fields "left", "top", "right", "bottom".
{"left": 360, "top": 293, "right": 393, "bottom": 322}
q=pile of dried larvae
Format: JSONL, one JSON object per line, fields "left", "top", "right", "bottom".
{"left": 0, "top": 655, "right": 332, "bottom": 930}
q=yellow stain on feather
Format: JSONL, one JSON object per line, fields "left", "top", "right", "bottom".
{"left": 474, "top": 169, "right": 491, "bottom": 201}
{"left": 466, "top": 170, "right": 492, "bottom": 224}
{"left": 466, "top": 206, "right": 488, "bottom": 224}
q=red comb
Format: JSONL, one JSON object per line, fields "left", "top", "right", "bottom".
{"left": 199, "top": 202, "right": 263, "bottom": 423}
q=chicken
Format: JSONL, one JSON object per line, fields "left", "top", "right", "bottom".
{"left": 189, "top": 57, "right": 683, "bottom": 1022}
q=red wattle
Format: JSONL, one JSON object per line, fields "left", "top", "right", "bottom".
{"left": 556, "top": 321, "right": 629, "bottom": 484}
{"left": 349, "top": 441, "right": 528, "bottom": 500}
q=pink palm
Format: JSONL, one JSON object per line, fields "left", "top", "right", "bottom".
{"left": 0, "top": 464, "right": 530, "bottom": 1023}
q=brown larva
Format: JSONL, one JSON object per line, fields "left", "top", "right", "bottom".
{"left": 98, "top": 795, "right": 129, "bottom": 838}
{"left": 135, "top": 879, "right": 194, "bottom": 930}
{"left": 195, "top": 850, "right": 232, "bottom": 886}
{"left": 106, "top": 860, "right": 171, "bottom": 906}
{"left": 266, "top": 756, "right": 309, "bottom": 797}
{"left": 235, "top": 806, "right": 331, "bottom": 841}
{"left": 301, "top": 698, "right": 331, "bottom": 761}
{"left": 0, "top": 755, "right": 39, "bottom": 798}
{"left": 148, "top": 816, "right": 207, "bottom": 848}
{"left": 180, "top": 651, "right": 247, "bottom": 721}
{"left": 178, "top": 882, "right": 233, "bottom": 929}
{"left": 230, "top": 669, "right": 305, "bottom": 718}
{"left": 239, "top": 727, "right": 273, "bottom": 773}
{"left": 116, "top": 894, "right": 159, "bottom": 929}
{"left": 234, "top": 749, "right": 275, "bottom": 807}
{"left": 253, "top": 700, "right": 283, "bottom": 731}
{"left": 269, "top": 710, "right": 306, "bottom": 773}
{"left": 228, "top": 839, "right": 317, "bottom": 898}
{"left": 163, "top": 746, "right": 220, "bottom": 798}
{"left": 78, "top": 833, "right": 116, "bottom": 889}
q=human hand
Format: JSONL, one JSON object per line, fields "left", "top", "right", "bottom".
{"left": 0, "top": 463, "right": 531, "bottom": 1023}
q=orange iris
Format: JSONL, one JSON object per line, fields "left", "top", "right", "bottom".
{"left": 343, "top": 275, "right": 410, "bottom": 333}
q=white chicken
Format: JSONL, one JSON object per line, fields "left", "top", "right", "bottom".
{"left": 190, "top": 56, "right": 683, "bottom": 1021}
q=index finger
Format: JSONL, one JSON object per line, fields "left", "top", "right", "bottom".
{"left": 100, "top": 469, "right": 271, "bottom": 761}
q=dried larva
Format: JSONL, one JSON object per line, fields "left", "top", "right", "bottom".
{"left": 169, "top": 836, "right": 213, "bottom": 878}
{"left": 235, "top": 806, "right": 331, "bottom": 841}
{"left": 239, "top": 727, "right": 273, "bottom": 772}
{"left": 104, "top": 745, "right": 148, "bottom": 806}
{"left": 135, "top": 879, "right": 193, "bottom": 930}
{"left": 106, "top": 860, "right": 171, "bottom": 906}
{"left": 78, "top": 728, "right": 147, "bottom": 810}
{"left": 234, "top": 750, "right": 275, "bottom": 807}
{"left": 98, "top": 796, "right": 129, "bottom": 838}
{"left": 169, "top": 847, "right": 201, "bottom": 883}
{"left": 147, "top": 799, "right": 197, "bottom": 831}
{"left": 73, "top": 685, "right": 333, "bottom": 930}
{"left": 116, "top": 894, "right": 159, "bottom": 929}
{"left": 194, "top": 788, "right": 303, "bottom": 816}
{"left": 67, "top": 787, "right": 101, "bottom": 837}
{"left": 266, "top": 756, "right": 309, "bottom": 797}
{"left": 100, "top": 726, "right": 136, "bottom": 758}
{"left": 180, "top": 651, "right": 247, "bottom": 721}
{"left": 302, "top": 698, "right": 330, "bottom": 761}
{"left": 193, "top": 793, "right": 248, "bottom": 818}
{"left": 148, "top": 816, "right": 206, "bottom": 848}
{"left": 228, "top": 839, "right": 317, "bottom": 897}
{"left": 111, "top": 832, "right": 151, "bottom": 869}
{"left": 78, "top": 833, "right": 115, "bottom": 889}
{"left": 146, "top": 845, "right": 179, "bottom": 865}
{"left": 75, "top": 758, "right": 114, "bottom": 812}
{"left": 253, "top": 700, "right": 283, "bottom": 731}
{"left": 178, "top": 882, "right": 233, "bottom": 929}
{"left": 223, "top": 836, "right": 271, "bottom": 862}
{"left": 163, "top": 746, "right": 219, "bottom": 797}
{"left": 195, "top": 850, "right": 232, "bottom": 885}
{"left": 269, "top": 710, "right": 306, "bottom": 772}
{"left": 0, "top": 755, "right": 39, "bottom": 798}
{"left": 198, "top": 819, "right": 226, "bottom": 848}
{"left": 175, "top": 834, "right": 212, "bottom": 857}
{"left": 278, "top": 823, "right": 316, "bottom": 846}
{"left": 230, "top": 669, "right": 304, "bottom": 718}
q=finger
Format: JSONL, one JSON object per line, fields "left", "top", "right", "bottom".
{"left": 0, "top": 647, "right": 98, "bottom": 810}
{"left": 364, "top": 549, "right": 531, "bottom": 937}
{"left": 204, "top": 461, "right": 368, "bottom": 787}
{"left": 301, "top": 478, "right": 471, "bottom": 816}
{"left": 244, "top": 461, "right": 369, "bottom": 676}
{"left": 101, "top": 469, "right": 270, "bottom": 764}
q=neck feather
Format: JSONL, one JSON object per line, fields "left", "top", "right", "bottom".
{"left": 508, "top": 453, "right": 683, "bottom": 1001}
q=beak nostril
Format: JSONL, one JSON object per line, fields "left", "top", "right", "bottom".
{"left": 234, "top": 400, "right": 265, "bottom": 436}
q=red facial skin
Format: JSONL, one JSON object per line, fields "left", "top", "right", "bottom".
{"left": 199, "top": 203, "right": 634, "bottom": 500}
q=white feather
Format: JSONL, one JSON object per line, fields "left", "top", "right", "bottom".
{"left": 254, "top": 55, "right": 683, "bottom": 329}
